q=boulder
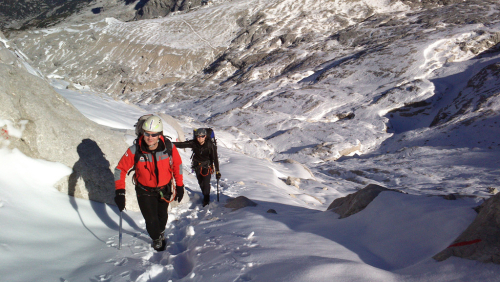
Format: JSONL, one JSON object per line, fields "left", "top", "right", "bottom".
{"left": 224, "top": 196, "right": 257, "bottom": 211}
{"left": 327, "top": 184, "right": 399, "bottom": 218}
{"left": 433, "top": 193, "right": 500, "bottom": 264}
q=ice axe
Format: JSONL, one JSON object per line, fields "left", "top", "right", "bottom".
{"left": 118, "top": 211, "right": 123, "bottom": 250}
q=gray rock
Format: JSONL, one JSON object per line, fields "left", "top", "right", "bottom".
{"left": 442, "top": 194, "right": 457, "bottom": 200}
{"left": 135, "top": 0, "right": 174, "bottom": 20}
{"left": 135, "top": 0, "right": 204, "bottom": 20}
{"left": 433, "top": 193, "right": 500, "bottom": 264}
{"left": 224, "top": 196, "right": 257, "bottom": 211}
{"left": 0, "top": 35, "right": 133, "bottom": 209}
{"left": 266, "top": 209, "right": 277, "bottom": 214}
{"left": 327, "top": 184, "right": 399, "bottom": 218}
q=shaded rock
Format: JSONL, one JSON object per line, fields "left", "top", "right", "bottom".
{"left": 433, "top": 193, "right": 500, "bottom": 264}
{"left": 135, "top": 0, "right": 174, "bottom": 20}
{"left": 267, "top": 209, "right": 277, "bottom": 214}
{"left": 442, "top": 194, "right": 457, "bottom": 200}
{"left": 135, "top": 0, "right": 204, "bottom": 20}
{"left": 430, "top": 62, "right": 500, "bottom": 127}
{"left": 327, "top": 184, "right": 399, "bottom": 218}
{"left": 224, "top": 196, "right": 257, "bottom": 211}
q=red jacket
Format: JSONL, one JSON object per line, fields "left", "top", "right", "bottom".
{"left": 114, "top": 135, "right": 184, "bottom": 190}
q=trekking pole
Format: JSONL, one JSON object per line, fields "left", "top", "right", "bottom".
{"left": 217, "top": 179, "right": 219, "bottom": 202}
{"left": 118, "top": 211, "right": 123, "bottom": 250}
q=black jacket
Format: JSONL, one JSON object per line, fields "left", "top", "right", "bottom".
{"left": 173, "top": 139, "right": 220, "bottom": 172}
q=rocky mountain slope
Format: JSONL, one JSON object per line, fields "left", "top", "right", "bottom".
{"left": 0, "top": 0, "right": 96, "bottom": 30}
{"left": 7, "top": 0, "right": 500, "bottom": 162}
{"left": 0, "top": 0, "right": 208, "bottom": 32}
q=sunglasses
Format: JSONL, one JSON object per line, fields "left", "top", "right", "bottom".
{"left": 196, "top": 135, "right": 206, "bottom": 138}
{"left": 144, "top": 132, "right": 160, "bottom": 137}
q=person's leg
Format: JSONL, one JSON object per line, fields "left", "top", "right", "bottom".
{"left": 158, "top": 186, "right": 171, "bottom": 231}
{"left": 196, "top": 169, "right": 212, "bottom": 206}
{"left": 154, "top": 198, "right": 169, "bottom": 251}
{"left": 136, "top": 187, "right": 164, "bottom": 249}
{"left": 202, "top": 175, "right": 211, "bottom": 200}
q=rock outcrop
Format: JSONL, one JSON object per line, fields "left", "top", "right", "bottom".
{"left": 225, "top": 196, "right": 257, "bottom": 211}
{"left": 433, "top": 193, "right": 500, "bottom": 264}
{"left": 135, "top": 0, "right": 204, "bottom": 20}
{"left": 430, "top": 62, "right": 500, "bottom": 127}
{"left": 0, "top": 32, "right": 136, "bottom": 209}
{"left": 327, "top": 184, "right": 400, "bottom": 218}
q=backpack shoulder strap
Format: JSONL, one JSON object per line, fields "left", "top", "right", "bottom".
{"left": 163, "top": 136, "right": 172, "bottom": 155}
{"left": 128, "top": 139, "right": 142, "bottom": 176}
{"left": 163, "top": 136, "right": 173, "bottom": 165}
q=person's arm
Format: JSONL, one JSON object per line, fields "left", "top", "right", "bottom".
{"left": 114, "top": 146, "right": 135, "bottom": 211}
{"left": 114, "top": 146, "right": 135, "bottom": 190}
{"left": 173, "top": 140, "right": 194, "bottom": 149}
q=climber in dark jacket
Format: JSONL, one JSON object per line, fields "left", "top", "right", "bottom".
{"left": 174, "top": 128, "right": 220, "bottom": 206}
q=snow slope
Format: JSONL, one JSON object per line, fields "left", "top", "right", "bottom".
{"left": 1, "top": 88, "right": 500, "bottom": 281}
{"left": 2, "top": 0, "right": 500, "bottom": 280}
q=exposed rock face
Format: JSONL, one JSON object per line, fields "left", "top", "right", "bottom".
{"left": 433, "top": 193, "right": 500, "bottom": 264}
{"left": 135, "top": 0, "right": 204, "bottom": 20}
{"left": 430, "top": 62, "right": 500, "bottom": 127}
{"left": 0, "top": 32, "right": 136, "bottom": 209}
{"left": 327, "top": 184, "right": 399, "bottom": 218}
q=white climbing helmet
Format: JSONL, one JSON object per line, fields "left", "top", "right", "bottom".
{"left": 142, "top": 115, "right": 163, "bottom": 133}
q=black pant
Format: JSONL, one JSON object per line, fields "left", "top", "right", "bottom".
{"left": 195, "top": 167, "right": 212, "bottom": 201}
{"left": 136, "top": 185, "right": 171, "bottom": 240}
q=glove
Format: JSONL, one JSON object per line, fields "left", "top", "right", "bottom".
{"left": 216, "top": 171, "right": 221, "bottom": 180}
{"left": 175, "top": 185, "right": 184, "bottom": 202}
{"left": 114, "top": 189, "right": 126, "bottom": 211}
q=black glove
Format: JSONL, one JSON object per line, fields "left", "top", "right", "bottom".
{"left": 114, "top": 189, "right": 126, "bottom": 211}
{"left": 216, "top": 171, "right": 221, "bottom": 180}
{"left": 175, "top": 185, "right": 184, "bottom": 202}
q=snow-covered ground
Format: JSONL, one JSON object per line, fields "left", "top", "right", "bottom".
{"left": 1, "top": 87, "right": 500, "bottom": 282}
{"left": 2, "top": 0, "right": 500, "bottom": 280}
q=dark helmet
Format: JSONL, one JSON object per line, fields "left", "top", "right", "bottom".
{"left": 195, "top": 128, "right": 207, "bottom": 136}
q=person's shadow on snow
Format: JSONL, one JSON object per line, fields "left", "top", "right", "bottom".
{"left": 68, "top": 139, "right": 142, "bottom": 240}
